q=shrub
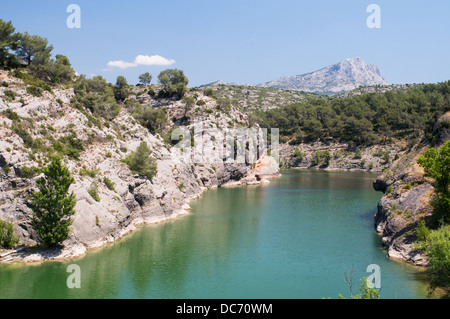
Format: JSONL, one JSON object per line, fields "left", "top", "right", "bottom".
{"left": 79, "top": 168, "right": 98, "bottom": 178}
{"left": 216, "top": 97, "right": 232, "bottom": 112}
{"left": 293, "top": 148, "right": 304, "bottom": 161}
{"left": 4, "top": 109, "right": 21, "bottom": 122}
{"left": 204, "top": 88, "right": 214, "bottom": 96}
{"left": 416, "top": 220, "right": 431, "bottom": 243}
{"left": 122, "top": 141, "right": 158, "bottom": 179}
{"left": 26, "top": 85, "right": 43, "bottom": 97}
{"left": 53, "top": 133, "right": 85, "bottom": 160}
{"left": 425, "top": 225, "right": 450, "bottom": 289}
{"left": 3, "top": 89, "right": 16, "bottom": 100}
{"left": 310, "top": 150, "right": 331, "bottom": 166}
{"left": 383, "top": 151, "right": 390, "bottom": 163}
{"left": 103, "top": 177, "right": 115, "bottom": 191}
{"left": 131, "top": 107, "right": 167, "bottom": 134}
{"left": 0, "top": 219, "right": 19, "bottom": 249}
{"left": 417, "top": 223, "right": 450, "bottom": 290}
{"left": 323, "top": 151, "right": 331, "bottom": 166}
{"left": 311, "top": 151, "right": 321, "bottom": 166}
{"left": 16, "top": 166, "right": 41, "bottom": 178}
{"left": 354, "top": 148, "right": 362, "bottom": 159}
{"left": 146, "top": 88, "right": 155, "bottom": 98}
{"left": 385, "top": 185, "right": 393, "bottom": 195}
{"left": 88, "top": 182, "right": 100, "bottom": 202}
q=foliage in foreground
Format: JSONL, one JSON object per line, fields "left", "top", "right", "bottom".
{"left": 337, "top": 277, "right": 381, "bottom": 299}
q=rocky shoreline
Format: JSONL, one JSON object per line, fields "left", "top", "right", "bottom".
{"left": 1, "top": 155, "right": 281, "bottom": 264}
{"left": 0, "top": 69, "right": 283, "bottom": 264}
{"left": 371, "top": 111, "right": 449, "bottom": 267}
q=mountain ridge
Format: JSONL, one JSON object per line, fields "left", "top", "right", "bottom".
{"left": 256, "top": 57, "right": 388, "bottom": 94}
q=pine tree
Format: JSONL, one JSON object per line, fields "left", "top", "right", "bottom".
{"left": 138, "top": 72, "right": 152, "bottom": 85}
{"left": 31, "top": 157, "right": 76, "bottom": 247}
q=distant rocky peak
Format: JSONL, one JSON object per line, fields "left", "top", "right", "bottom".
{"left": 257, "top": 57, "right": 388, "bottom": 94}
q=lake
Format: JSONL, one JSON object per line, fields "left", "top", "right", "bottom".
{"left": 0, "top": 169, "right": 431, "bottom": 299}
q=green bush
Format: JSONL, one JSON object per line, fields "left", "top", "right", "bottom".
{"left": 204, "top": 88, "right": 214, "bottom": 96}
{"left": 147, "top": 88, "right": 156, "bottom": 97}
{"left": 12, "top": 123, "right": 46, "bottom": 152}
{"left": 311, "top": 150, "right": 331, "bottom": 166}
{"left": 3, "top": 89, "right": 16, "bottom": 100}
{"left": 16, "top": 166, "right": 41, "bottom": 178}
{"left": 426, "top": 225, "right": 450, "bottom": 289}
{"left": 385, "top": 185, "right": 393, "bottom": 195}
{"left": 216, "top": 97, "right": 232, "bottom": 112}
{"left": 131, "top": 106, "right": 167, "bottom": 134}
{"left": 196, "top": 99, "right": 206, "bottom": 106}
{"left": 4, "top": 109, "right": 21, "bottom": 122}
{"left": 79, "top": 167, "right": 98, "bottom": 178}
{"left": 416, "top": 220, "right": 431, "bottom": 243}
{"left": 103, "top": 177, "right": 115, "bottom": 191}
{"left": 0, "top": 219, "right": 19, "bottom": 249}
{"left": 11, "top": 70, "right": 52, "bottom": 92}
{"left": 417, "top": 223, "right": 450, "bottom": 290}
{"left": 293, "top": 148, "right": 304, "bottom": 161}
{"left": 88, "top": 182, "right": 100, "bottom": 202}
{"left": 122, "top": 142, "right": 158, "bottom": 179}
{"left": 53, "top": 133, "right": 85, "bottom": 160}
{"left": 354, "top": 148, "right": 362, "bottom": 159}
{"left": 26, "top": 85, "right": 43, "bottom": 97}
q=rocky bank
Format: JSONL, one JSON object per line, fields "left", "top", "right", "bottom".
{"left": 0, "top": 70, "right": 280, "bottom": 262}
{"left": 372, "top": 111, "right": 450, "bottom": 266}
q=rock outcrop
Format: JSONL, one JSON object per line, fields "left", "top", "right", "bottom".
{"left": 0, "top": 70, "right": 280, "bottom": 262}
{"left": 372, "top": 112, "right": 450, "bottom": 266}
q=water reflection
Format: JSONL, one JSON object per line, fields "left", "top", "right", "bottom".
{"left": 0, "top": 170, "right": 437, "bottom": 299}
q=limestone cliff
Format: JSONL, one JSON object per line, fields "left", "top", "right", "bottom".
{"left": 372, "top": 111, "right": 450, "bottom": 266}
{"left": 0, "top": 70, "right": 279, "bottom": 262}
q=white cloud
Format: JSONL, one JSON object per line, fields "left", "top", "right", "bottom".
{"left": 134, "top": 55, "right": 176, "bottom": 66}
{"left": 107, "top": 60, "right": 137, "bottom": 69}
{"left": 107, "top": 54, "right": 176, "bottom": 69}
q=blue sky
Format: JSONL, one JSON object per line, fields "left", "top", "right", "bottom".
{"left": 1, "top": 0, "right": 449, "bottom": 87}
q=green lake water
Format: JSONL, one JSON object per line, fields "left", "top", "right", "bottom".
{"left": 0, "top": 169, "right": 432, "bottom": 299}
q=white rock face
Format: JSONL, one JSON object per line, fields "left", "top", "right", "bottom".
{"left": 257, "top": 57, "right": 388, "bottom": 94}
{"left": 0, "top": 70, "right": 281, "bottom": 262}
